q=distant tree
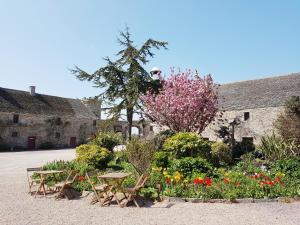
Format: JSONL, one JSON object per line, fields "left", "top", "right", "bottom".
{"left": 71, "top": 27, "right": 167, "bottom": 140}
{"left": 141, "top": 70, "right": 218, "bottom": 133}
{"left": 216, "top": 125, "right": 231, "bottom": 144}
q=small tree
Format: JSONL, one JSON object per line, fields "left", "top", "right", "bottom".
{"left": 274, "top": 96, "right": 300, "bottom": 146}
{"left": 141, "top": 70, "right": 218, "bottom": 133}
{"left": 126, "top": 138, "right": 156, "bottom": 175}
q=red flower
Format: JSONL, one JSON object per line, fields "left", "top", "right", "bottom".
{"left": 78, "top": 176, "right": 85, "bottom": 181}
{"left": 194, "top": 178, "right": 198, "bottom": 185}
{"left": 194, "top": 178, "right": 204, "bottom": 185}
{"left": 235, "top": 182, "right": 241, "bottom": 187}
{"left": 205, "top": 178, "right": 212, "bottom": 186}
{"left": 166, "top": 179, "right": 171, "bottom": 184}
{"left": 266, "top": 181, "right": 274, "bottom": 186}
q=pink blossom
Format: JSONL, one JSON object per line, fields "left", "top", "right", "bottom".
{"left": 141, "top": 69, "right": 218, "bottom": 133}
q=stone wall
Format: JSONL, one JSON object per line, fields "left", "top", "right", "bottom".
{"left": 201, "top": 106, "right": 284, "bottom": 145}
{"left": 0, "top": 112, "right": 97, "bottom": 149}
{"left": 98, "top": 120, "right": 155, "bottom": 140}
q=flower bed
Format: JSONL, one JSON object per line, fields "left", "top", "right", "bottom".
{"left": 149, "top": 165, "right": 300, "bottom": 201}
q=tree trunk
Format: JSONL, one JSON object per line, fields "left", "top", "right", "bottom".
{"left": 127, "top": 107, "right": 134, "bottom": 140}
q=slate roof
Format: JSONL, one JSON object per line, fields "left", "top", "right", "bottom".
{"left": 218, "top": 73, "right": 300, "bottom": 110}
{"left": 0, "top": 87, "right": 97, "bottom": 118}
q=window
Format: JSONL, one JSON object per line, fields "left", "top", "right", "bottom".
{"left": 13, "top": 114, "right": 19, "bottom": 123}
{"left": 93, "top": 120, "right": 97, "bottom": 126}
{"left": 149, "top": 126, "right": 153, "bottom": 132}
{"left": 55, "top": 132, "right": 60, "bottom": 139}
{"left": 11, "top": 132, "right": 18, "bottom": 137}
{"left": 244, "top": 112, "right": 250, "bottom": 121}
{"left": 114, "top": 125, "right": 122, "bottom": 132}
{"left": 242, "top": 137, "right": 253, "bottom": 143}
{"left": 55, "top": 117, "right": 62, "bottom": 125}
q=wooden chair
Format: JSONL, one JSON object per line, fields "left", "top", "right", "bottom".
{"left": 122, "top": 173, "right": 148, "bottom": 208}
{"left": 86, "top": 171, "right": 110, "bottom": 205}
{"left": 26, "top": 167, "right": 42, "bottom": 194}
{"left": 55, "top": 170, "right": 79, "bottom": 199}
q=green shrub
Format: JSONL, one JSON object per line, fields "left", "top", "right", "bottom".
{"left": 76, "top": 144, "right": 112, "bottom": 169}
{"left": 211, "top": 142, "right": 232, "bottom": 165}
{"left": 42, "top": 160, "right": 93, "bottom": 174}
{"left": 163, "top": 132, "right": 211, "bottom": 158}
{"left": 232, "top": 158, "right": 263, "bottom": 174}
{"left": 152, "top": 151, "right": 170, "bottom": 168}
{"left": 126, "top": 138, "right": 156, "bottom": 175}
{"left": 269, "top": 158, "right": 300, "bottom": 197}
{"left": 140, "top": 187, "right": 159, "bottom": 200}
{"left": 232, "top": 140, "right": 255, "bottom": 159}
{"left": 41, "top": 160, "right": 94, "bottom": 192}
{"left": 0, "top": 143, "right": 10, "bottom": 151}
{"left": 169, "top": 157, "right": 213, "bottom": 177}
{"left": 259, "top": 134, "right": 299, "bottom": 162}
{"left": 39, "top": 142, "right": 54, "bottom": 150}
{"left": 91, "top": 131, "right": 122, "bottom": 151}
{"left": 270, "top": 158, "right": 300, "bottom": 178}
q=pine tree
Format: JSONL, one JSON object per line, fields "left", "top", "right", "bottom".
{"left": 71, "top": 27, "right": 167, "bottom": 139}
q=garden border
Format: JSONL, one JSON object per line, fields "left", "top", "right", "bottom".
{"left": 162, "top": 196, "right": 300, "bottom": 203}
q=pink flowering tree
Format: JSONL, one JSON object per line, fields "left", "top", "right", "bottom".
{"left": 141, "top": 70, "right": 218, "bottom": 133}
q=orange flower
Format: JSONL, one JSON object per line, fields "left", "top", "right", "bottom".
{"left": 223, "top": 178, "right": 230, "bottom": 184}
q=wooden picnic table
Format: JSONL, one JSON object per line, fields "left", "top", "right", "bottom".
{"left": 34, "top": 170, "right": 63, "bottom": 197}
{"left": 98, "top": 172, "right": 131, "bottom": 207}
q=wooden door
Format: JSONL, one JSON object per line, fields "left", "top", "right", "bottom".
{"left": 69, "top": 137, "right": 77, "bottom": 148}
{"left": 27, "top": 136, "right": 36, "bottom": 150}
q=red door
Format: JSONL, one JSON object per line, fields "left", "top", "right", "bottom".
{"left": 69, "top": 137, "right": 77, "bottom": 148}
{"left": 27, "top": 136, "right": 36, "bottom": 150}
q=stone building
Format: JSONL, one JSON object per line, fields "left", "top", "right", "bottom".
{"left": 201, "top": 73, "right": 300, "bottom": 145}
{"left": 0, "top": 86, "right": 98, "bottom": 150}
{"left": 99, "top": 107, "right": 155, "bottom": 140}
{"left": 1, "top": 73, "right": 298, "bottom": 149}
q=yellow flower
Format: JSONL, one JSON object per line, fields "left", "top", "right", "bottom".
{"left": 276, "top": 172, "right": 285, "bottom": 177}
{"left": 174, "top": 171, "right": 180, "bottom": 176}
{"left": 163, "top": 170, "right": 168, "bottom": 176}
{"left": 174, "top": 171, "right": 182, "bottom": 182}
{"left": 174, "top": 175, "right": 181, "bottom": 182}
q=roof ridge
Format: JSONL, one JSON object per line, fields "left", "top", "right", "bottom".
{"left": 220, "top": 72, "right": 300, "bottom": 86}
{"left": 0, "top": 87, "right": 81, "bottom": 101}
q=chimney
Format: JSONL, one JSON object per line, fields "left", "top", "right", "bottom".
{"left": 29, "top": 86, "right": 36, "bottom": 96}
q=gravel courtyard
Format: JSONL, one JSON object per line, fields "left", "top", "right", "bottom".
{"left": 0, "top": 149, "right": 299, "bottom": 225}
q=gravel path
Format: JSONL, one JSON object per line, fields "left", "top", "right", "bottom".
{"left": 0, "top": 149, "right": 299, "bottom": 225}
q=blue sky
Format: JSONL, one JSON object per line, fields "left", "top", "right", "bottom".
{"left": 0, "top": 0, "right": 299, "bottom": 99}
